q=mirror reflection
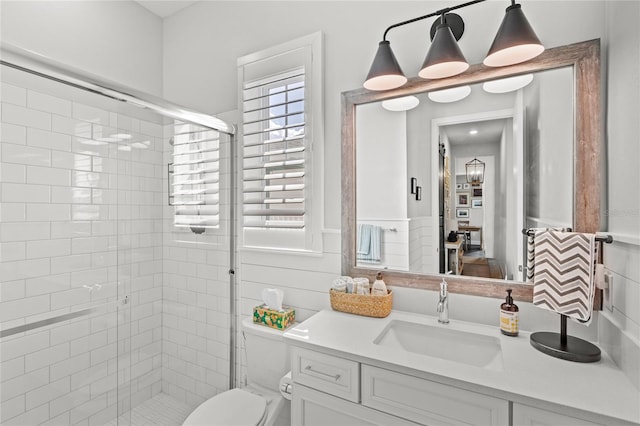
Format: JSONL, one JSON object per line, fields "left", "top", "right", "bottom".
{"left": 355, "top": 67, "right": 573, "bottom": 282}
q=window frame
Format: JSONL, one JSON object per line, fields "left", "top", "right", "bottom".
{"left": 237, "top": 31, "right": 324, "bottom": 253}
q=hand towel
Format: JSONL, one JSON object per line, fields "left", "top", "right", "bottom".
{"left": 357, "top": 224, "right": 371, "bottom": 255}
{"left": 357, "top": 224, "right": 381, "bottom": 263}
{"left": 532, "top": 230, "right": 597, "bottom": 324}
{"left": 526, "top": 227, "right": 570, "bottom": 282}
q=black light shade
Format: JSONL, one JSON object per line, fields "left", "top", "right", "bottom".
{"left": 466, "top": 158, "right": 485, "bottom": 184}
{"left": 483, "top": 3, "right": 544, "bottom": 67}
{"left": 419, "top": 23, "right": 469, "bottom": 80}
{"left": 363, "top": 41, "right": 407, "bottom": 91}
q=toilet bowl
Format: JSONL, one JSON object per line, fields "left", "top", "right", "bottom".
{"left": 182, "top": 317, "right": 291, "bottom": 426}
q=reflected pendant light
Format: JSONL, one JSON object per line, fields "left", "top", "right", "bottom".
{"left": 419, "top": 15, "right": 469, "bottom": 79}
{"left": 484, "top": 1, "right": 544, "bottom": 67}
{"left": 466, "top": 158, "right": 485, "bottom": 184}
{"left": 483, "top": 73, "right": 533, "bottom": 93}
{"left": 382, "top": 95, "right": 420, "bottom": 111}
{"left": 364, "top": 40, "right": 408, "bottom": 91}
{"left": 427, "top": 85, "right": 471, "bottom": 103}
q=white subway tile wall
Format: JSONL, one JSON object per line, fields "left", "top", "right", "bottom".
{"left": 1, "top": 69, "right": 165, "bottom": 424}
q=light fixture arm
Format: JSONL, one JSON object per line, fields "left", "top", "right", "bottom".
{"left": 381, "top": 0, "right": 486, "bottom": 41}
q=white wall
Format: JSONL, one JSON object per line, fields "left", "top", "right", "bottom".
{"left": 523, "top": 68, "right": 573, "bottom": 228}
{"left": 599, "top": 0, "right": 640, "bottom": 391}
{"left": 356, "top": 103, "right": 407, "bottom": 220}
{"left": 0, "top": 1, "right": 164, "bottom": 96}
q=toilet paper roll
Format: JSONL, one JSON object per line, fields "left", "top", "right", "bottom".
{"left": 279, "top": 371, "right": 293, "bottom": 401}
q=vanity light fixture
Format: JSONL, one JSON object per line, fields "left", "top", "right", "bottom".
{"left": 466, "top": 158, "right": 485, "bottom": 184}
{"left": 427, "top": 85, "right": 471, "bottom": 103}
{"left": 419, "top": 13, "right": 469, "bottom": 79}
{"left": 484, "top": 1, "right": 544, "bottom": 67}
{"left": 363, "top": 40, "right": 407, "bottom": 91}
{"left": 382, "top": 95, "right": 420, "bottom": 111}
{"left": 483, "top": 73, "right": 534, "bottom": 93}
{"left": 363, "top": 0, "right": 543, "bottom": 91}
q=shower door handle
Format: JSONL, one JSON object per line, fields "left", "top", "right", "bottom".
{"left": 0, "top": 296, "right": 130, "bottom": 339}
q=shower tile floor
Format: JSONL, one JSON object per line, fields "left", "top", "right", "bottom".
{"left": 105, "top": 393, "right": 193, "bottom": 426}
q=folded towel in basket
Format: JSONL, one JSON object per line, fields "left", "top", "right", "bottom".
{"left": 532, "top": 230, "right": 597, "bottom": 324}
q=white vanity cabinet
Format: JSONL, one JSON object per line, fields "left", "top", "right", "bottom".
{"left": 285, "top": 310, "right": 639, "bottom": 426}
{"left": 291, "top": 346, "right": 509, "bottom": 426}
{"left": 512, "top": 403, "right": 607, "bottom": 426}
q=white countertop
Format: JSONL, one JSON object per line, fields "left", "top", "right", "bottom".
{"left": 284, "top": 309, "right": 640, "bottom": 425}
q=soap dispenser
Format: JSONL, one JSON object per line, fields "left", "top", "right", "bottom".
{"left": 371, "top": 272, "right": 387, "bottom": 296}
{"left": 500, "top": 289, "right": 519, "bottom": 336}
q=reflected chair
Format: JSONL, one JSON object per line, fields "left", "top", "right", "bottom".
{"left": 457, "top": 220, "right": 471, "bottom": 251}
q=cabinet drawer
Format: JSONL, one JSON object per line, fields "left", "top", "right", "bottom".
{"left": 293, "top": 384, "right": 420, "bottom": 426}
{"left": 292, "top": 346, "right": 360, "bottom": 403}
{"left": 362, "top": 365, "right": 509, "bottom": 426}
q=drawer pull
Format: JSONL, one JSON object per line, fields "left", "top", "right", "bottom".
{"left": 305, "top": 365, "right": 341, "bottom": 381}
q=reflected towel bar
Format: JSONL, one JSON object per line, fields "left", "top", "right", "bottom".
{"left": 521, "top": 228, "right": 613, "bottom": 244}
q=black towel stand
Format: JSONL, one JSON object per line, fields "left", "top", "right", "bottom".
{"left": 524, "top": 229, "right": 614, "bottom": 363}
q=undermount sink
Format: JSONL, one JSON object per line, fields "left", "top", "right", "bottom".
{"left": 374, "top": 320, "right": 503, "bottom": 369}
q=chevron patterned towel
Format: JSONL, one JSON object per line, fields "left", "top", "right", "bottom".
{"left": 532, "top": 230, "right": 597, "bottom": 324}
{"left": 526, "top": 227, "right": 571, "bottom": 282}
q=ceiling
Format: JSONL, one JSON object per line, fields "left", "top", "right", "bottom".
{"left": 135, "top": 0, "right": 198, "bottom": 18}
{"left": 442, "top": 118, "right": 509, "bottom": 146}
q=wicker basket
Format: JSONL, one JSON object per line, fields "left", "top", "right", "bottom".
{"left": 329, "top": 289, "right": 393, "bottom": 318}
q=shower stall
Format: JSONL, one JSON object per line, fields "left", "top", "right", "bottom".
{"left": 0, "top": 45, "right": 237, "bottom": 425}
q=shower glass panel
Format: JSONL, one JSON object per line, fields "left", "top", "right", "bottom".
{"left": 0, "top": 57, "right": 233, "bottom": 425}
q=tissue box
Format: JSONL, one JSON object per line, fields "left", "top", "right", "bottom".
{"left": 253, "top": 304, "right": 295, "bottom": 330}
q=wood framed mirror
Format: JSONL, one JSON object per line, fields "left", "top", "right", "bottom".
{"left": 341, "top": 39, "right": 601, "bottom": 301}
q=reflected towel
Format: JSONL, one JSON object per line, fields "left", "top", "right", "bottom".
{"left": 357, "top": 224, "right": 381, "bottom": 263}
{"left": 532, "top": 230, "right": 597, "bottom": 324}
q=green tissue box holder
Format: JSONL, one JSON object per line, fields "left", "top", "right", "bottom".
{"left": 253, "top": 304, "right": 295, "bottom": 330}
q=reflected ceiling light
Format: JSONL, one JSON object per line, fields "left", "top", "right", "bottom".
{"left": 382, "top": 95, "right": 420, "bottom": 111}
{"left": 419, "top": 14, "right": 469, "bottom": 80}
{"left": 428, "top": 85, "right": 471, "bottom": 103}
{"left": 363, "top": 41, "right": 407, "bottom": 91}
{"left": 466, "top": 158, "right": 485, "bottom": 184}
{"left": 483, "top": 73, "right": 534, "bottom": 93}
{"left": 484, "top": 1, "right": 544, "bottom": 67}
{"left": 469, "top": 129, "right": 479, "bottom": 135}
{"left": 363, "top": 0, "right": 544, "bottom": 90}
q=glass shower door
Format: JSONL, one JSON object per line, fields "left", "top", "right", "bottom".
{"left": 0, "top": 62, "right": 166, "bottom": 425}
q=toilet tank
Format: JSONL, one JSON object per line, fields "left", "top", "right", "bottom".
{"left": 242, "top": 317, "right": 291, "bottom": 390}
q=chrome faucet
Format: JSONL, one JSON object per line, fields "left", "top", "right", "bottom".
{"left": 437, "top": 276, "right": 450, "bottom": 324}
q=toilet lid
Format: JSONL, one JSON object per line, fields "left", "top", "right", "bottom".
{"left": 183, "top": 389, "right": 267, "bottom": 426}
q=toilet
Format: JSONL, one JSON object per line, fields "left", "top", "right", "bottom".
{"left": 183, "top": 317, "right": 291, "bottom": 426}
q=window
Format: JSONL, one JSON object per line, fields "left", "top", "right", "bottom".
{"left": 238, "top": 32, "right": 323, "bottom": 251}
